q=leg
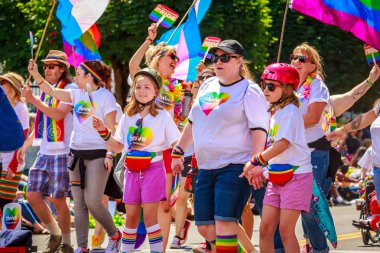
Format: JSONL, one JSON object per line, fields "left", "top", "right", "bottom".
{"left": 279, "top": 209, "right": 301, "bottom": 252}
{"left": 172, "top": 176, "right": 191, "bottom": 246}
{"left": 121, "top": 204, "right": 141, "bottom": 253}
{"left": 237, "top": 223, "right": 254, "bottom": 252}
{"left": 215, "top": 221, "right": 239, "bottom": 252}
{"left": 158, "top": 173, "right": 173, "bottom": 251}
{"left": 241, "top": 196, "right": 253, "bottom": 239}
{"left": 260, "top": 205, "right": 280, "bottom": 253}
{"left": 144, "top": 202, "right": 164, "bottom": 253}
{"left": 92, "top": 195, "right": 109, "bottom": 248}
{"left": 51, "top": 197, "right": 71, "bottom": 245}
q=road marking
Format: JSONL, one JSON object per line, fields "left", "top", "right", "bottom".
{"left": 298, "top": 232, "right": 362, "bottom": 245}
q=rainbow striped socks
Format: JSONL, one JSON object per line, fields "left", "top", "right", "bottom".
{"left": 147, "top": 224, "right": 163, "bottom": 252}
{"left": 121, "top": 226, "right": 137, "bottom": 253}
{"left": 216, "top": 234, "right": 238, "bottom": 253}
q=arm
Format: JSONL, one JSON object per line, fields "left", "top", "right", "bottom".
{"left": 171, "top": 123, "right": 194, "bottom": 173}
{"left": 331, "top": 65, "right": 380, "bottom": 117}
{"left": 21, "top": 85, "right": 72, "bottom": 121}
{"left": 92, "top": 115, "right": 124, "bottom": 153}
{"left": 129, "top": 24, "right": 158, "bottom": 79}
{"left": 327, "top": 108, "right": 377, "bottom": 141}
{"left": 260, "top": 138, "right": 289, "bottom": 162}
{"left": 104, "top": 111, "right": 117, "bottom": 172}
{"left": 27, "top": 59, "right": 72, "bottom": 103}
{"left": 303, "top": 102, "right": 326, "bottom": 127}
{"left": 17, "top": 130, "right": 35, "bottom": 164}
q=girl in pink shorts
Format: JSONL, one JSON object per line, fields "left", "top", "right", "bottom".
{"left": 93, "top": 68, "right": 180, "bottom": 253}
{"left": 243, "top": 63, "right": 313, "bottom": 253}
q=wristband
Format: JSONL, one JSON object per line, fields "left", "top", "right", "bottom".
{"left": 171, "top": 145, "right": 185, "bottom": 158}
{"left": 105, "top": 155, "right": 113, "bottom": 160}
{"left": 250, "top": 153, "right": 266, "bottom": 167}
{"left": 367, "top": 79, "right": 374, "bottom": 86}
{"left": 98, "top": 128, "right": 111, "bottom": 141}
{"left": 37, "top": 79, "right": 45, "bottom": 86}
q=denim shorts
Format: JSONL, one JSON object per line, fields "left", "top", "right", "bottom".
{"left": 373, "top": 167, "right": 380, "bottom": 201}
{"left": 194, "top": 164, "right": 252, "bottom": 225}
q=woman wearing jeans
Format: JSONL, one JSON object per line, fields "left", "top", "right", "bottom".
{"left": 172, "top": 40, "right": 269, "bottom": 252}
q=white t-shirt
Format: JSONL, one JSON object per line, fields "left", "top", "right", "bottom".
{"left": 267, "top": 104, "right": 312, "bottom": 174}
{"left": 69, "top": 87, "right": 117, "bottom": 150}
{"left": 297, "top": 77, "right": 331, "bottom": 143}
{"left": 114, "top": 110, "right": 180, "bottom": 162}
{"left": 189, "top": 77, "right": 270, "bottom": 170}
{"left": 370, "top": 106, "right": 380, "bottom": 167}
{"left": 39, "top": 82, "right": 77, "bottom": 155}
{"left": 358, "top": 147, "right": 374, "bottom": 176}
{"left": 0, "top": 102, "right": 29, "bottom": 171}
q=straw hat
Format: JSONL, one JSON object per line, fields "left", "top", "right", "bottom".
{"left": 41, "top": 50, "right": 70, "bottom": 69}
{"left": 0, "top": 72, "right": 24, "bottom": 94}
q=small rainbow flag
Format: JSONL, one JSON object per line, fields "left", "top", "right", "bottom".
{"left": 198, "top": 36, "right": 221, "bottom": 59}
{"left": 364, "top": 44, "right": 380, "bottom": 66}
{"left": 149, "top": 4, "right": 179, "bottom": 28}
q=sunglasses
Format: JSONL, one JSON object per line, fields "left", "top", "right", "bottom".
{"left": 133, "top": 118, "right": 143, "bottom": 137}
{"left": 43, "top": 64, "right": 60, "bottom": 70}
{"left": 290, "top": 54, "right": 309, "bottom": 63}
{"left": 167, "top": 53, "right": 179, "bottom": 61}
{"left": 261, "top": 82, "right": 283, "bottom": 92}
{"left": 210, "top": 54, "right": 239, "bottom": 64}
{"left": 199, "top": 75, "right": 214, "bottom": 81}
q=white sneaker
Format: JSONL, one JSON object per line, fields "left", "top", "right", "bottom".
{"left": 170, "top": 236, "right": 182, "bottom": 249}
{"left": 105, "top": 230, "right": 121, "bottom": 253}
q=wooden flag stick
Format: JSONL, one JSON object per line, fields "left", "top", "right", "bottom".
{"left": 26, "top": 0, "right": 57, "bottom": 86}
{"left": 203, "top": 47, "right": 210, "bottom": 62}
{"left": 166, "top": 0, "right": 197, "bottom": 44}
{"left": 372, "top": 53, "right": 378, "bottom": 66}
{"left": 277, "top": 0, "right": 290, "bottom": 63}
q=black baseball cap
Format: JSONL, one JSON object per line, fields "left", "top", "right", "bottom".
{"left": 209, "top": 39, "right": 244, "bottom": 56}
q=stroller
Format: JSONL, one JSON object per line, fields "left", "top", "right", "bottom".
{"left": 352, "top": 179, "right": 380, "bottom": 245}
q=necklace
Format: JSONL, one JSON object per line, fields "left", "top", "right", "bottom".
{"left": 162, "top": 78, "right": 183, "bottom": 119}
{"left": 299, "top": 73, "right": 316, "bottom": 100}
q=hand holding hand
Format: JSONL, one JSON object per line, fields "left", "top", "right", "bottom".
{"left": 172, "top": 157, "right": 184, "bottom": 175}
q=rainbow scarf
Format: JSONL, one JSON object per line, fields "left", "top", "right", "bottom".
{"left": 34, "top": 80, "right": 68, "bottom": 146}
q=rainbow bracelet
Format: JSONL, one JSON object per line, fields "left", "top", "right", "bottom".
{"left": 172, "top": 145, "right": 185, "bottom": 158}
{"left": 98, "top": 128, "right": 111, "bottom": 141}
{"left": 250, "top": 153, "right": 267, "bottom": 167}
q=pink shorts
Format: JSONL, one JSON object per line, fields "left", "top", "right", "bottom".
{"left": 263, "top": 172, "right": 313, "bottom": 213}
{"left": 123, "top": 161, "right": 167, "bottom": 204}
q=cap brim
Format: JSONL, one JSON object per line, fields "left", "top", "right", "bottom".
{"left": 41, "top": 59, "right": 70, "bottom": 69}
{"left": 209, "top": 46, "right": 240, "bottom": 55}
{"left": 0, "top": 76, "right": 21, "bottom": 93}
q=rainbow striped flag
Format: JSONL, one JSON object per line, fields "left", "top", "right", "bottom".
{"left": 290, "top": 0, "right": 380, "bottom": 50}
{"left": 149, "top": 4, "right": 179, "bottom": 28}
{"left": 364, "top": 44, "right": 380, "bottom": 66}
{"left": 62, "top": 24, "right": 102, "bottom": 67}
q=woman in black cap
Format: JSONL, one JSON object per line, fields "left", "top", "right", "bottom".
{"left": 172, "top": 39, "right": 269, "bottom": 252}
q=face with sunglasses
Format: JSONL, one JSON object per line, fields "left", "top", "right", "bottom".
{"left": 290, "top": 50, "right": 316, "bottom": 82}
{"left": 261, "top": 80, "right": 284, "bottom": 103}
{"left": 212, "top": 49, "right": 242, "bottom": 82}
{"left": 157, "top": 50, "right": 179, "bottom": 77}
{"left": 43, "top": 61, "right": 64, "bottom": 84}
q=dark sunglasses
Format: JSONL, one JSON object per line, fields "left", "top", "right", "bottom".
{"left": 167, "top": 53, "right": 179, "bottom": 61}
{"left": 133, "top": 118, "right": 143, "bottom": 136}
{"left": 290, "top": 54, "right": 309, "bottom": 63}
{"left": 210, "top": 54, "right": 238, "bottom": 64}
{"left": 199, "top": 75, "right": 214, "bottom": 81}
{"left": 261, "top": 82, "right": 283, "bottom": 92}
{"left": 43, "top": 64, "right": 60, "bottom": 70}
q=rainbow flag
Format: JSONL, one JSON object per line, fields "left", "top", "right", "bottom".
{"left": 149, "top": 4, "right": 179, "bottom": 28}
{"left": 364, "top": 44, "right": 380, "bottom": 66}
{"left": 290, "top": 0, "right": 380, "bottom": 50}
{"left": 62, "top": 24, "right": 102, "bottom": 67}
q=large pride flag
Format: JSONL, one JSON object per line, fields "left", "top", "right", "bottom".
{"left": 290, "top": 0, "right": 380, "bottom": 50}
{"left": 56, "top": 0, "right": 109, "bottom": 45}
{"left": 62, "top": 24, "right": 102, "bottom": 67}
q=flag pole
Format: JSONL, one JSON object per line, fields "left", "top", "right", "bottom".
{"left": 166, "top": 0, "right": 197, "bottom": 44}
{"left": 26, "top": 0, "right": 57, "bottom": 86}
{"left": 277, "top": 0, "right": 290, "bottom": 63}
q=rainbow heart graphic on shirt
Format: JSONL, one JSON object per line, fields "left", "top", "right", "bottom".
{"left": 127, "top": 126, "right": 153, "bottom": 150}
{"left": 199, "top": 92, "right": 230, "bottom": 115}
{"left": 4, "top": 207, "right": 20, "bottom": 229}
{"left": 74, "top": 100, "right": 95, "bottom": 123}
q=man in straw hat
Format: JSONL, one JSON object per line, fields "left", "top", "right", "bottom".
{"left": 20, "top": 50, "right": 77, "bottom": 253}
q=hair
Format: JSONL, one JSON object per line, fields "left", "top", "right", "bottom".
{"left": 81, "top": 60, "right": 112, "bottom": 90}
{"left": 293, "top": 42, "right": 325, "bottom": 80}
{"left": 270, "top": 83, "right": 300, "bottom": 112}
{"left": 350, "top": 146, "right": 367, "bottom": 167}
{"left": 200, "top": 66, "right": 216, "bottom": 77}
{"left": 145, "top": 42, "right": 177, "bottom": 71}
{"left": 125, "top": 74, "right": 162, "bottom": 117}
{"left": 29, "top": 112, "right": 36, "bottom": 129}
{"left": 57, "top": 63, "right": 73, "bottom": 83}
{"left": 239, "top": 59, "right": 255, "bottom": 81}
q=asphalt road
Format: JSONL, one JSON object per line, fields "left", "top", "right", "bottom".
{"left": 32, "top": 205, "right": 380, "bottom": 252}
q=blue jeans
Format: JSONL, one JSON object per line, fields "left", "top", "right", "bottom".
{"left": 253, "top": 187, "right": 284, "bottom": 253}
{"left": 373, "top": 167, "right": 380, "bottom": 200}
{"left": 194, "top": 164, "right": 252, "bottom": 225}
{"left": 301, "top": 149, "right": 330, "bottom": 253}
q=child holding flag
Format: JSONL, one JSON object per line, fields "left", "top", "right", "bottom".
{"left": 92, "top": 68, "right": 180, "bottom": 253}
{"left": 242, "top": 63, "right": 313, "bottom": 253}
